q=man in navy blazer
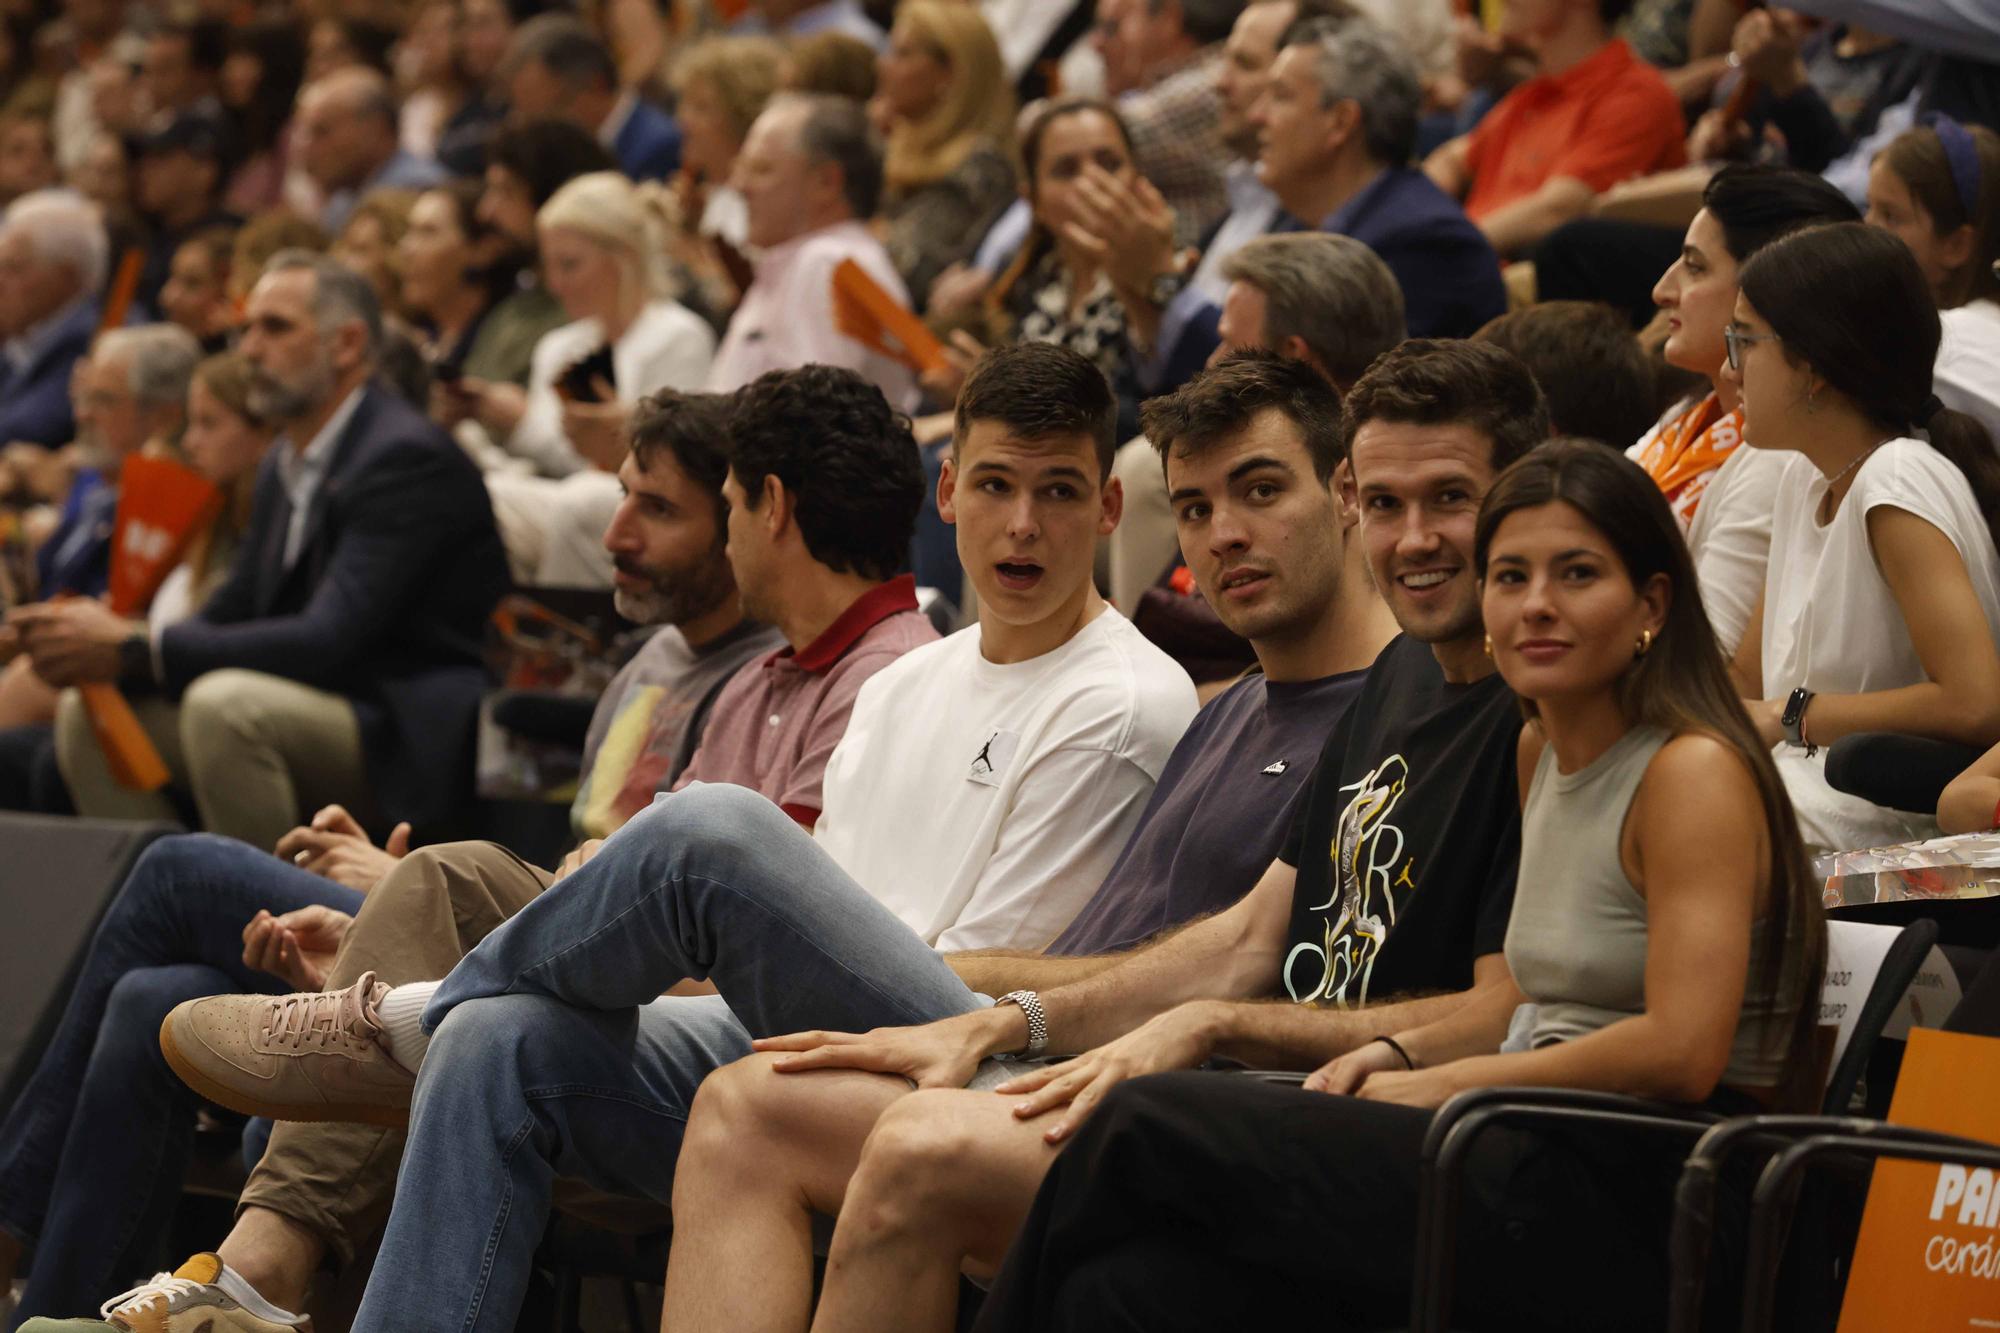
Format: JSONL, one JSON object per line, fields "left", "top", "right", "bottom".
{"left": 37, "top": 251, "right": 508, "bottom": 851}
{"left": 504, "top": 15, "right": 681, "bottom": 181}
{"left": 1253, "top": 18, "right": 1506, "bottom": 340}
{"left": 0, "top": 190, "right": 106, "bottom": 447}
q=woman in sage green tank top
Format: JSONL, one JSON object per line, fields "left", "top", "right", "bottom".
{"left": 1314, "top": 439, "right": 1827, "bottom": 1115}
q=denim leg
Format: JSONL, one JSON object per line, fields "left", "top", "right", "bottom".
{"left": 426, "top": 783, "right": 983, "bottom": 1040}
{"left": 0, "top": 835, "right": 363, "bottom": 1285}
{"left": 353, "top": 993, "right": 752, "bottom": 1333}
{"left": 10, "top": 964, "right": 232, "bottom": 1326}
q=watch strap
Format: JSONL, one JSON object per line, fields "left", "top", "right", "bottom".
{"left": 994, "top": 989, "right": 1048, "bottom": 1060}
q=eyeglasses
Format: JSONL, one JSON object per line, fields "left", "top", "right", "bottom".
{"left": 1723, "top": 325, "right": 1780, "bottom": 372}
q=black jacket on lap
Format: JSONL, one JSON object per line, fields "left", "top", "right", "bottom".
{"left": 158, "top": 382, "right": 508, "bottom": 838}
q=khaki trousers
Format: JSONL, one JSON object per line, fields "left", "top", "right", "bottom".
{"left": 54, "top": 668, "right": 371, "bottom": 854}
{"left": 237, "top": 840, "right": 553, "bottom": 1265}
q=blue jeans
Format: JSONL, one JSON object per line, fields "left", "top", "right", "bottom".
{"left": 0, "top": 835, "right": 361, "bottom": 1326}
{"left": 353, "top": 784, "right": 984, "bottom": 1333}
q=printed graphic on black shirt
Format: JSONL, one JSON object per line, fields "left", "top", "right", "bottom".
{"left": 1284, "top": 754, "right": 1412, "bottom": 1007}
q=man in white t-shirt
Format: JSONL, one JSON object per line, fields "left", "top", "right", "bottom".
{"left": 154, "top": 344, "right": 1196, "bottom": 1333}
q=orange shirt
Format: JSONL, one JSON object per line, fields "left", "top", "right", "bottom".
{"left": 1462, "top": 38, "right": 1687, "bottom": 221}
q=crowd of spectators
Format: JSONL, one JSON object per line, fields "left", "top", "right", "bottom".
{"left": 0, "top": 0, "right": 1998, "bottom": 1329}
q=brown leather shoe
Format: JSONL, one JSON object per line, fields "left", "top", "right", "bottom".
{"left": 159, "top": 972, "right": 413, "bottom": 1128}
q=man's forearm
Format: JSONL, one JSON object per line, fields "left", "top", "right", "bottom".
{"left": 1203, "top": 988, "right": 1483, "bottom": 1070}
{"left": 1478, "top": 178, "right": 1596, "bottom": 258}
{"left": 944, "top": 949, "right": 1129, "bottom": 996}
{"left": 1037, "top": 912, "right": 1283, "bottom": 1055}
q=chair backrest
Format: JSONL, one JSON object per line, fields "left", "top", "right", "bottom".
{"left": 0, "top": 813, "right": 178, "bottom": 1113}
{"left": 1820, "top": 917, "right": 1944, "bottom": 1114}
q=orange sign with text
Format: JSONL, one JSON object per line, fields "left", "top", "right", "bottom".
{"left": 107, "top": 455, "right": 221, "bottom": 616}
{"left": 88, "top": 455, "right": 221, "bottom": 790}
{"left": 1838, "top": 1028, "right": 2000, "bottom": 1332}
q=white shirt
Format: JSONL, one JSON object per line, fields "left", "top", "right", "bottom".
{"left": 813, "top": 610, "right": 1198, "bottom": 952}
{"left": 1937, "top": 299, "right": 2000, "bottom": 448}
{"left": 705, "top": 220, "right": 918, "bottom": 411}
{"left": 1685, "top": 439, "right": 1790, "bottom": 658}
{"left": 276, "top": 386, "right": 364, "bottom": 568}
{"left": 1188, "top": 160, "right": 1280, "bottom": 306}
{"left": 509, "top": 299, "right": 716, "bottom": 478}
{"left": 1760, "top": 438, "right": 2000, "bottom": 699}
{"left": 597, "top": 91, "right": 638, "bottom": 152}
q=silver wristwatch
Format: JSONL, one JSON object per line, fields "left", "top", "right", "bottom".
{"left": 994, "top": 990, "right": 1048, "bottom": 1059}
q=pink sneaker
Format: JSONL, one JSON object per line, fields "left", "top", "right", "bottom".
{"left": 159, "top": 972, "right": 413, "bottom": 1128}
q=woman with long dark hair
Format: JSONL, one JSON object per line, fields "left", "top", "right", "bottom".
{"left": 1728, "top": 221, "right": 2000, "bottom": 855}
{"left": 961, "top": 439, "right": 1827, "bottom": 1332}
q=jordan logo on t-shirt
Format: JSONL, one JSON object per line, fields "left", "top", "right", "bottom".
{"left": 1261, "top": 760, "right": 1289, "bottom": 775}
{"left": 968, "top": 730, "right": 1020, "bottom": 788}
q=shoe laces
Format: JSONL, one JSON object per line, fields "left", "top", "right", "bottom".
{"left": 101, "top": 1271, "right": 204, "bottom": 1319}
{"left": 264, "top": 970, "right": 384, "bottom": 1052}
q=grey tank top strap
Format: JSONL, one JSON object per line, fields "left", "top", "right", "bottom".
{"left": 1505, "top": 725, "right": 1670, "bottom": 1051}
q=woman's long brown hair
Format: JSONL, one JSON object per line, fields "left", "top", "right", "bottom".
{"left": 1475, "top": 439, "right": 1828, "bottom": 1112}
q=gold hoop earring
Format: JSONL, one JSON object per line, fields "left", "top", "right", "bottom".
{"left": 1635, "top": 628, "right": 1653, "bottom": 658}
{"left": 1482, "top": 633, "right": 1494, "bottom": 658}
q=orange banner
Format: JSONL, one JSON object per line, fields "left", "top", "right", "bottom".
{"left": 88, "top": 455, "right": 221, "bottom": 790}
{"left": 1838, "top": 1028, "right": 2000, "bottom": 1332}
{"left": 832, "top": 258, "right": 948, "bottom": 375}
{"left": 107, "top": 455, "right": 221, "bottom": 617}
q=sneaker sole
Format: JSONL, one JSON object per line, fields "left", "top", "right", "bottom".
{"left": 158, "top": 1014, "right": 412, "bottom": 1130}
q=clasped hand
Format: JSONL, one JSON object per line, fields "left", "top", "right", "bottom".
{"left": 8, "top": 597, "right": 136, "bottom": 686}
{"left": 1304, "top": 1040, "right": 1466, "bottom": 1108}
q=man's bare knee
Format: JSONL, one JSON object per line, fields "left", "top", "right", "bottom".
{"left": 853, "top": 1090, "right": 989, "bottom": 1210}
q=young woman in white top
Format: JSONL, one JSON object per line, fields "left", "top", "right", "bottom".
{"left": 1727, "top": 221, "right": 2000, "bottom": 856}
{"left": 479, "top": 171, "right": 717, "bottom": 587}
{"left": 1866, "top": 116, "right": 2000, "bottom": 445}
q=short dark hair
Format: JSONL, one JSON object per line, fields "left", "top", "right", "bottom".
{"left": 1474, "top": 301, "right": 1656, "bottom": 450}
{"left": 728, "top": 365, "right": 923, "bottom": 582}
{"left": 1153, "top": 0, "right": 1244, "bottom": 46}
{"left": 507, "top": 14, "right": 617, "bottom": 92}
{"left": 181, "top": 223, "right": 239, "bottom": 278}
{"left": 488, "top": 118, "right": 619, "bottom": 207}
{"left": 629, "top": 391, "right": 735, "bottom": 530}
{"left": 159, "top": 19, "right": 229, "bottom": 74}
{"left": 1701, "top": 163, "right": 1859, "bottom": 265}
{"left": 1341, "top": 339, "right": 1549, "bottom": 472}
{"left": 784, "top": 93, "right": 885, "bottom": 220}
{"left": 1141, "top": 349, "right": 1347, "bottom": 485}
{"left": 953, "top": 342, "right": 1117, "bottom": 480}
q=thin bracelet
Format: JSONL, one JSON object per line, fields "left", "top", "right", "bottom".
{"left": 1371, "top": 1035, "right": 1416, "bottom": 1070}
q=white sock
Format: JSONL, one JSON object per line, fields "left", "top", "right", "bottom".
{"left": 376, "top": 981, "right": 442, "bottom": 1074}
{"left": 212, "top": 1261, "right": 307, "bottom": 1326}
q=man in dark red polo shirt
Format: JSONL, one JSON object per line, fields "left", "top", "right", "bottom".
{"left": 1424, "top": 0, "right": 1685, "bottom": 258}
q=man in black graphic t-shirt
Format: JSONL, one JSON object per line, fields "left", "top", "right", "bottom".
{"left": 1280, "top": 634, "right": 1521, "bottom": 1009}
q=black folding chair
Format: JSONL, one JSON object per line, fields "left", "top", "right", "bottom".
{"left": 1406, "top": 915, "right": 1941, "bottom": 1333}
